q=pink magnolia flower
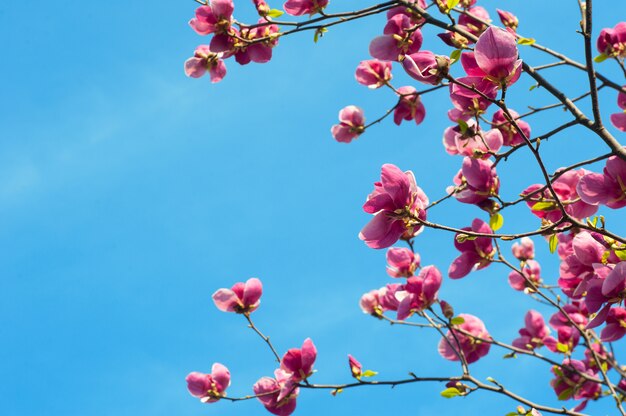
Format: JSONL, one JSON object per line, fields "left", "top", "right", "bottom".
{"left": 331, "top": 106, "right": 365, "bottom": 143}
{"left": 549, "top": 302, "right": 589, "bottom": 331}
{"left": 448, "top": 218, "right": 495, "bottom": 279}
{"left": 578, "top": 155, "right": 626, "bottom": 208}
{"left": 508, "top": 260, "right": 542, "bottom": 291}
{"left": 186, "top": 363, "right": 231, "bottom": 402}
{"left": 212, "top": 277, "right": 263, "bottom": 313}
{"left": 610, "top": 89, "right": 626, "bottom": 131}
{"left": 550, "top": 360, "right": 601, "bottom": 401}
{"left": 360, "top": 164, "right": 429, "bottom": 249}
{"left": 355, "top": 59, "right": 392, "bottom": 89}
{"left": 253, "top": 369, "right": 299, "bottom": 416}
{"left": 462, "top": 27, "right": 522, "bottom": 87}
{"left": 597, "top": 22, "right": 626, "bottom": 58}
{"left": 438, "top": 31, "right": 469, "bottom": 49}
{"left": 449, "top": 157, "right": 500, "bottom": 205}
{"left": 387, "top": 0, "right": 427, "bottom": 26}
{"left": 583, "top": 343, "right": 612, "bottom": 373}
{"left": 512, "top": 237, "right": 535, "bottom": 261}
{"left": 348, "top": 354, "right": 362, "bottom": 379}
{"left": 359, "top": 284, "right": 402, "bottom": 315}
{"left": 369, "top": 15, "right": 423, "bottom": 61}
{"left": 281, "top": 338, "right": 317, "bottom": 382}
{"left": 283, "top": 0, "right": 328, "bottom": 16}
{"left": 558, "top": 231, "right": 608, "bottom": 297}
{"left": 601, "top": 307, "right": 626, "bottom": 342}
{"left": 443, "top": 120, "right": 503, "bottom": 158}
{"left": 512, "top": 310, "right": 551, "bottom": 351}
{"left": 386, "top": 247, "right": 420, "bottom": 278}
{"left": 438, "top": 314, "right": 491, "bottom": 364}
{"left": 189, "top": 1, "right": 235, "bottom": 36}
{"left": 184, "top": 46, "right": 227, "bottom": 83}
{"left": 585, "top": 262, "right": 626, "bottom": 328}
{"left": 544, "top": 325, "right": 580, "bottom": 354}
{"left": 253, "top": 0, "right": 270, "bottom": 16}
{"left": 449, "top": 76, "right": 498, "bottom": 117}
{"left": 457, "top": 6, "right": 491, "bottom": 38}
{"left": 492, "top": 109, "right": 531, "bottom": 146}
{"left": 396, "top": 265, "right": 443, "bottom": 320}
{"left": 402, "top": 51, "right": 450, "bottom": 85}
{"left": 393, "top": 86, "right": 426, "bottom": 126}
{"left": 497, "top": 9, "right": 519, "bottom": 32}
{"left": 521, "top": 169, "right": 599, "bottom": 223}
{"left": 210, "top": 21, "right": 279, "bottom": 65}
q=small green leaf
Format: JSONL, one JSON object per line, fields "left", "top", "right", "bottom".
{"left": 531, "top": 201, "right": 556, "bottom": 211}
{"left": 361, "top": 370, "right": 378, "bottom": 378}
{"left": 556, "top": 342, "right": 569, "bottom": 353}
{"left": 614, "top": 249, "right": 626, "bottom": 261}
{"left": 602, "top": 250, "right": 611, "bottom": 264}
{"left": 529, "top": 84, "right": 538, "bottom": 91}
{"left": 450, "top": 49, "right": 462, "bottom": 63}
{"left": 486, "top": 376, "right": 496, "bottom": 383}
{"left": 517, "top": 37, "right": 536, "bottom": 46}
{"left": 313, "top": 27, "right": 328, "bottom": 43}
{"left": 457, "top": 118, "right": 468, "bottom": 134}
{"left": 440, "top": 387, "right": 461, "bottom": 398}
{"left": 267, "top": 8, "right": 284, "bottom": 18}
{"left": 450, "top": 316, "right": 465, "bottom": 325}
{"left": 557, "top": 387, "right": 573, "bottom": 400}
{"left": 489, "top": 213, "right": 504, "bottom": 231}
{"left": 594, "top": 53, "right": 608, "bottom": 63}
{"left": 331, "top": 388, "right": 343, "bottom": 396}
{"left": 503, "top": 352, "right": 517, "bottom": 359}
{"left": 456, "top": 233, "right": 469, "bottom": 243}
{"left": 549, "top": 234, "right": 558, "bottom": 254}
{"left": 446, "top": 0, "right": 460, "bottom": 9}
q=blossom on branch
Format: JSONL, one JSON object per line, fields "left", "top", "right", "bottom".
{"left": 189, "top": 1, "right": 234, "bottom": 36}
{"left": 184, "top": 46, "right": 227, "bottom": 83}
{"left": 212, "top": 277, "right": 263, "bottom": 313}
{"left": 254, "top": 369, "right": 299, "bottom": 416}
{"left": 394, "top": 86, "right": 426, "bottom": 126}
{"left": 331, "top": 106, "right": 365, "bottom": 143}
{"left": 448, "top": 218, "right": 495, "bottom": 279}
{"left": 438, "top": 314, "right": 491, "bottom": 364}
{"left": 283, "top": 0, "right": 328, "bottom": 16}
{"left": 386, "top": 247, "right": 420, "bottom": 278}
{"left": 186, "top": 363, "right": 231, "bottom": 403}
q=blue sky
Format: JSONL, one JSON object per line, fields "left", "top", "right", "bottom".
{"left": 1, "top": 1, "right": 626, "bottom": 415}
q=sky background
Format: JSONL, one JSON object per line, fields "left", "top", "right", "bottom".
{"left": 1, "top": 0, "right": 626, "bottom": 415}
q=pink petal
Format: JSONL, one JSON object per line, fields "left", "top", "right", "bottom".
{"left": 212, "top": 288, "right": 239, "bottom": 312}
{"left": 242, "top": 278, "right": 263, "bottom": 308}
{"left": 184, "top": 57, "right": 207, "bottom": 78}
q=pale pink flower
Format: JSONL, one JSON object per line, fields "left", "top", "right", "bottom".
{"left": 558, "top": 232, "right": 609, "bottom": 298}
{"left": 283, "top": 0, "right": 328, "bottom": 16}
{"left": 212, "top": 277, "right": 263, "bottom": 313}
{"left": 512, "top": 237, "right": 535, "bottom": 261}
{"left": 281, "top": 338, "right": 317, "bottom": 382}
{"left": 253, "top": 369, "right": 299, "bottom": 416}
{"left": 597, "top": 22, "right": 626, "bottom": 58}
{"left": 369, "top": 15, "right": 423, "bottom": 61}
{"left": 438, "top": 314, "right": 491, "bottom": 364}
{"left": 457, "top": 6, "right": 491, "bottom": 38}
{"left": 497, "top": 9, "right": 518, "bottom": 32}
{"left": 355, "top": 59, "right": 392, "bottom": 89}
{"left": 449, "top": 157, "right": 500, "bottom": 205}
{"left": 448, "top": 218, "right": 495, "bottom": 279}
{"left": 443, "top": 120, "right": 503, "bottom": 158}
{"left": 394, "top": 86, "right": 426, "bottom": 125}
{"left": 184, "top": 46, "right": 227, "bottom": 83}
{"left": 360, "top": 164, "right": 429, "bottom": 249}
{"left": 396, "top": 265, "right": 442, "bottom": 320}
{"left": 508, "top": 260, "right": 542, "bottom": 291}
{"left": 578, "top": 155, "right": 626, "bottom": 209}
{"left": 402, "top": 51, "right": 450, "bottom": 85}
{"left": 492, "top": 109, "right": 531, "bottom": 147}
{"left": 359, "top": 284, "right": 402, "bottom": 315}
{"left": 186, "top": 363, "right": 231, "bottom": 402}
{"left": 449, "top": 76, "right": 498, "bottom": 117}
{"left": 189, "top": 1, "right": 234, "bottom": 36}
{"left": 512, "top": 310, "right": 551, "bottom": 351}
{"left": 610, "top": 89, "right": 626, "bottom": 131}
{"left": 550, "top": 360, "right": 600, "bottom": 402}
{"left": 386, "top": 247, "right": 420, "bottom": 278}
{"left": 331, "top": 106, "right": 365, "bottom": 143}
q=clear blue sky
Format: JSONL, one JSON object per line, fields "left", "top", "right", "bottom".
{"left": 1, "top": 1, "right": 625, "bottom": 415}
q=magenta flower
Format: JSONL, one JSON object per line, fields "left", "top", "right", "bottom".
{"left": 369, "top": 15, "right": 423, "bottom": 61}
{"left": 449, "top": 157, "right": 500, "bottom": 205}
{"left": 394, "top": 86, "right": 426, "bottom": 126}
{"left": 438, "top": 314, "right": 491, "bottom": 364}
{"left": 212, "top": 277, "right": 263, "bottom": 314}
{"left": 601, "top": 307, "right": 626, "bottom": 342}
{"left": 253, "top": 0, "right": 270, "bottom": 16}
{"left": 283, "top": 0, "right": 328, "bottom": 16}
{"left": 348, "top": 354, "right": 363, "bottom": 379}
{"left": 465, "top": 27, "right": 522, "bottom": 87}
{"left": 386, "top": 247, "right": 420, "bottom": 278}
{"left": 189, "top": 1, "right": 234, "bottom": 36}
{"left": 184, "top": 46, "right": 227, "bottom": 83}
{"left": 331, "top": 106, "right": 365, "bottom": 143}
{"left": 359, "top": 284, "right": 402, "bottom": 315}
{"left": 449, "top": 76, "right": 498, "bottom": 117}
{"left": 396, "top": 265, "right": 442, "bottom": 320}
{"left": 492, "top": 109, "right": 531, "bottom": 146}
{"left": 457, "top": 6, "right": 491, "bottom": 38}
{"left": 281, "top": 338, "right": 317, "bottom": 382}
{"left": 512, "top": 310, "right": 551, "bottom": 351}
{"left": 497, "top": 9, "right": 519, "bottom": 32}
{"left": 549, "top": 302, "right": 589, "bottom": 331}
{"left": 597, "top": 22, "right": 626, "bottom": 58}
{"left": 610, "top": 89, "right": 626, "bottom": 131}
{"left": 559, "top": 231, "right": 609, "bottom": 298}
{"left": 438, "top": 31, "right": 469, "bottom": 49}
{"left": 387, "top": 0, "right": 427, "bottom": 26}
{"left": 578, "top": 155, "right": 626, "bottom": 209}
{"left": 512, "top": 237, "right": 535, "bottom": 261}
{"left": 522, "top": 169, "right": 599, "bottom": 223}
{"left": 355, "top": 59, "right": 392, "bottom": 89}
{"left": 360, "top": 164, "right": 429, "bottom": 249}
{"left": 508, "top": 260, "right": 542, "bottom": 291}
{"left": 544, "top": 325, "right": 580, "bottom": 354}
{"left": 186, "top": 363, "right": 231, "bottom": 403}
{"left": 448, "top": 218, "right": 495, "bottom": 279}
{"left": 253, "top": 369, "right": 299, "bottom": 416}
{"left": 402, "top": 51, "right": 450, "bottom": 85}
{"left": 550, "top": 360, "right": 601, "bottom": 402}
{"left": 443, "top": 121, "right": 503, "bottom": 159}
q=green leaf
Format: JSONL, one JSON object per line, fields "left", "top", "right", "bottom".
{"left": 361, "top": 370, "right": 378, "bottom": 378}
{"left": 615, "top": 249, "right": 626, "bottom": 261}
{"left": 594, "top": 53, "right": 608, "bottom": 63}
{"left": 450, "top": 49, "right": 462, "bottom": 63}
{"left": 486, "top": 376, "right": 496, "bottom": 383}
{"left": 602, "top": 250, "right": 611, "bottom": 264}
{"left": 549, "top": 234, "right": 558, "bottom": 254}
{"left": 450, "top": 316, "right": 465, "bottom": 325}
{"left": 557, "top": 387, "right": 573, "bottom": 400}
{"left": 446, "top": 0, "right": 460, "bottom": 9}
{"left": 503, "top": 352, "right": 517, "bottom": 359}
{"left": 517, "top": 37, "right": 536, "bottom": 46}
{"left": 489, "top": 213, "right": 504, "bottom": 231}
{"left": 529, "top": 84, "right": 539, "bottom": 91}
{"left": 267, "top": 8, "right": 284, "bottom": 18}
{"left": 531, "top": 201, "right": 556, "bottom": 211}
{"left": 556, "top": 342, "right": 569, "bottom": 353}
{"left": 313, "top": 27, "right": 328, "bottom": 43}
{"left": 440, "top": 387, "right": 461, "bottom": 398}
{"left": 457, "top": 118, "right": 468, "bottom": 134}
